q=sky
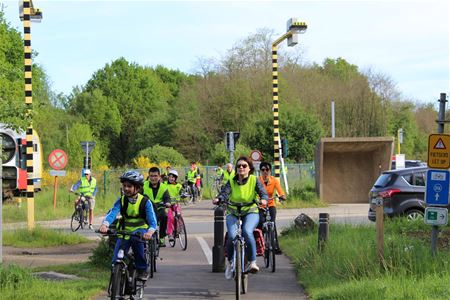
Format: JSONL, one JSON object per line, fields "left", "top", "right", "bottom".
{"left": 1, "top": 0, "right": 449, "bottom": 104}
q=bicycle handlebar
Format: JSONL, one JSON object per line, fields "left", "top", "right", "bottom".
{"left": 95, "top": 229, "right": 144, "bottom": 239}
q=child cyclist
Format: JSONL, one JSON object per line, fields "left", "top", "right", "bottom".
{"left": 99, "top": 170, "right": 157, "bottom": 281}
{"left": 165, "top": 169, "right": 183, "bottom": 243}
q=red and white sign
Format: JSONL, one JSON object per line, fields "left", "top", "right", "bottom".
{"left": 48, "top": 149, "right": 68, "bottom": 170}
{"left": 250, "top": 150, "right": 262, "bottom": 161}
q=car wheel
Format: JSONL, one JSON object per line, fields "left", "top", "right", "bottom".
{"left": 405, "top": 209, "right": 424, "bottom": 221}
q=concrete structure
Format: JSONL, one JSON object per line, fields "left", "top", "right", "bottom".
{"left": 315, "top": 137, "right": 394, "bottom": 203}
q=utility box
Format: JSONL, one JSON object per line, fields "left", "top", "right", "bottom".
{"left": 315, "top": 137, "right": 394, "bottom": 203}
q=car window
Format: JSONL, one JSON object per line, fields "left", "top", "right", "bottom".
{"left": 402, "top": 173, "right": 413, "bottom": 185}
{"left": 413, "top": 172, "right": 426, "bottom": 186}
{"left": 373, "top": 174, "right": 394, "bottom": 188}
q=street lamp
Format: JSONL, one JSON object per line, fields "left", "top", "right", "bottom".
{"left": 19, "top": 0, "right": 42, "bottom": 230}
{"left": 272, "top": 18, "right": 307, "bottom": 179}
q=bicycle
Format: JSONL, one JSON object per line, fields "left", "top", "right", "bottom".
{"left": 167, "top": 197, "right": 188, "bottom": 251}
{"left": 70, "top": 193, "right": 89, "bottom": 232}
{"left": 260, "top": 196, "right": 283, "bottom": 272}
{"left": 221, "top": 201, "right": 258, "bottom": 300}
{"left": 180, "top": 181, "right": 194, "bottom": 205}
{"left": 209, "top": 175, "right": 223, "bottom": 197}
{"left": 98, "top": 229, "right": 147, "bottom": 300}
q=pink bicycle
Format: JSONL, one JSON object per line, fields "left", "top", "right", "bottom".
{"left": 167, "top": 197, "right": 187, "bottom": 250}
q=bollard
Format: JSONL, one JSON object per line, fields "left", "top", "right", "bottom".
{"left": 212, "top": 205, "right": 225, "bottom": 272}
{"left": 318, "top": 213, "right": 329, "bottom": 252}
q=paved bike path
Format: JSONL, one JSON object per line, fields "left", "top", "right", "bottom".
{"left": 94, "top": 224, "right": 307, "bottom": 299}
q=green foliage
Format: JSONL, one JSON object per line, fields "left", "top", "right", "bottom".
{"left": 280, "top": 220, "right": 450, "bottom": 299}
{"left": 89, "top": 237, "right": 114, "bottom": 269}
{"left": 3, "top": 227, "right": 89, "bottom": 248}
{"left": 209, "top": 142, "right": 252, "bottom": 165}
{"left": 138, "top": 144, "right": 188, "bottom": 166}
{"left": 0, "top": 264, "right": 33, "bottom": 290}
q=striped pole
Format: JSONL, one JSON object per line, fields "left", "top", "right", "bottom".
{"left": 272, "top": 45, "right": 281, "bottom": 179}
{"left": 23, "top": 0, "right": 35, "bottom": 230}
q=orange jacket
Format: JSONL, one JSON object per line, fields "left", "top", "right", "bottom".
{"left": 258, "top": 175, "right": 285, "bottom": 208}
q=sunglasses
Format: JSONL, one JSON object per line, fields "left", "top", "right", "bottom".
{"left": 237, "top": 164, "right": 249, "bottom": 169}
{"left": 260, "top": 168, "right": 270, "bottom": 171}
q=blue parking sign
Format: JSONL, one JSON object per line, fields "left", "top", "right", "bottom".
{"left": 426, "top": 169, "right": 450, "bottom": 206}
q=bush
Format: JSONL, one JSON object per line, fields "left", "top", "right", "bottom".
{"left": 138, "top": 144, "right": 187, "bottom": 166}
{"left": 89, "top": 238, "right": 114, "bottom": 269}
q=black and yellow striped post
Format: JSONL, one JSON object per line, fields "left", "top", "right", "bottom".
{"left": 271, "top": 19, "right": 307, "bottom": 179}
{"left": 21, "top": 0, "right": 42, "bottom": 230}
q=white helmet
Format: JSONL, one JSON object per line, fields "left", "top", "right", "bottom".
{"left": 168, "top": 169, "right": 179, "bottom": 178}
{"left": 84, "top": 169, "right": 91, "bottom": 175}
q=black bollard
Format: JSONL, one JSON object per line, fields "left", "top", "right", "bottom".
{"left": 318, "top": 213, "right": 329, "bottom": 252}
{"left": 212, "top": 205, "right": 225, "bottom": 272}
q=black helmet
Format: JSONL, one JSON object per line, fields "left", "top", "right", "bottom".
{"left": 119, "top": 170, "right": 144, "bottom": 186}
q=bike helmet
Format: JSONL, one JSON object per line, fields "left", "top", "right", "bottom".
{"left": 119, "top": 170, "right": 144, "bottom": 186}
{"left": 168, "top": 169, "right": 179, "bottom": 178}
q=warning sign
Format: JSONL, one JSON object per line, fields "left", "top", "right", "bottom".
{"left": 428, "top": 134, "right": 450, "bottom": 169}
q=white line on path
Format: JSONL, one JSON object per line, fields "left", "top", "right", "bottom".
{"left": 196, "top": 236, "right": 212, "bottom": 265}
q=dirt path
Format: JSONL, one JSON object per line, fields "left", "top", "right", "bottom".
{"left": 2, "top": 241, "right": 98, "bottom": 267}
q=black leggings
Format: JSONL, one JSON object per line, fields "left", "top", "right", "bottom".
{"left": 153, "top": 206, "right": 168, "bottom": 238}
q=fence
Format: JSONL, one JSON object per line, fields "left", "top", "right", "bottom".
{"left": 101, "top": 163, "right": 315, "bottom": 196}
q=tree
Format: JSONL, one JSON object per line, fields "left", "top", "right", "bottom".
{"left": 138, "top": 145, "right": 187, "bottom": 166}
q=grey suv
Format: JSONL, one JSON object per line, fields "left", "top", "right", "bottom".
{"left": 368, "top": 166, "right": 427, "bottom": 221}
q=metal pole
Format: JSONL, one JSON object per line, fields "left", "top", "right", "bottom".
{"left": 212, "top": 205, "right": 225, "bottom": 272}
{"left": 85, "top": 143, "right": 89, "bottom": 169}
{"left": 331, "top": 100, "right": 335, "bottom": 138}
{"left": 23, "top": 0, "right": 35, "bottom": 230}
{"left": 272, "top": 44, "right": 281, "bottom": 179}
{"left": 318, "top": 213, "right": 329, "bottom": 252}
{"left": 432, "top": 93, "right": 447, "bottom": 255}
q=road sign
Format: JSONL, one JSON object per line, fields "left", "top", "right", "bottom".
{"left": 428, "top": 134, "right": 450, "bottom": 169}
{"left": 48, "top": 149, "right": 68, "bottom": 170}
{"left": 49, "top": 170, "right": 66, "bottom": 177}
{"left": 425, "top": 169, "right": 450, "bottom": 206}
{"left": 424, "top": 207, "right": 448, "bottom": 226}
{"left": 250, "top": 150, "right": 262, "bottom": 161}
{"left": 80, "top": 141, "right": 96, "bottom": 154}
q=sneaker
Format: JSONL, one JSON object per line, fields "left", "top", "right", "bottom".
{"left": 159, "top": 237, "right": 166, "bottom": 247}
{"left": 246, "top": 261, "right": 259, "bottom": 274}
{"left": 88, "top": 224, "right": 94, "bottom": 230}
{"left": 168, "top": 235, "right": 175, "bottom": 243}
{"left": 136, "top": 270, "right": 148, "bottom": 281}
{"left": 225, "top": 261, "right": 233, "bottom": 280}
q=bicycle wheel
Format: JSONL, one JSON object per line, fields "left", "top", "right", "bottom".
{"left": 270, "top": 229, "right": 276, "bottom": 273}
{"left": 177, "top": 216, "right": 187, "bottom": 251}
{"left": 263, "top": 230, "right": 270, "bottom": 268}
{"left": 235, "top": 242, "right": 242, "bottom": 300}
{"left": 82, "top": 208, "right": 89, "bottom": 229}
{"left": 169, "top": 217, "right": 176, "bottom": 248}
{"left": 241, "top": 245, "right": 248, "bottom": 294}
{"left": 149, "top": 239, "right": 156, "bottom": 278}
{"left": 110, "top": 264, "right": 125, "bottom": 300}
{"left": 70, "top": 211, "right": 81, "bottom": 232}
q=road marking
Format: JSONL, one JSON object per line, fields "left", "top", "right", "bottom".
{"left": 196, "top": 236, "right": 212, "bottom": 265}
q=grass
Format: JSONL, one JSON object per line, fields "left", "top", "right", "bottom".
{"left": 3, "top": 226, "right": 90, "bottom": 248}
{"left": 280, "top": 218, "right": 450, "bottom": 299}
{"left": 0, "top": 262, "right": 108, "bottom": 300}
{"left": 2, "top": 187, "right": 118, "bottom": 223}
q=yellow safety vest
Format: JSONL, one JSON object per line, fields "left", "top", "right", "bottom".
{"left": 119, "top": 194, "right": 148, "bottom": 232}
{"left": 79, "top": 177, "right": 96, "bottom": 197}
{"left": 228, "top": 175, "right": 258, "bottom": 215}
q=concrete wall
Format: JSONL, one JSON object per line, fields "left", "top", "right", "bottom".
{"left": 315, "top": 137, "right": 394, "bottom": 203}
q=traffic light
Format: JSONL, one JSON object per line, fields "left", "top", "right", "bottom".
{"left": 281, "top": 138, "right": 288, "bottom": 158}
{"left": 225, "top": 131, "right": 240, "bottom": 151}
{"left": 83, "top": 156, "right": 92, "bottom": 169}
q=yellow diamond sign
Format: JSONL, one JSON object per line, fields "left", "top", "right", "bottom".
{"left": 428, "top": 134, "right": 450, "bottom": 169}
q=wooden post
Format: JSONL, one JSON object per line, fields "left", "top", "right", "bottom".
{"left": 53, "top": 176, "right": 58, "bottom": 209}
{"left": 375, "top": 198, "right": 384, "bottom": 263}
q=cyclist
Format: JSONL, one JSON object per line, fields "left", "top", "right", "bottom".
{"left": 213, "top": 156, "right": 268, "bottom": 279}
{"left": 98, "top": 170, "right": 157, "bottom": 281}
{"left": 215, "top": 164, "right": 224, "bottom": 180}
{"left": 186, "top": 161, "right": 201, "bottom": 203}
{"left": 257, "top": 161, "right": 286, "bottom": 254}
{"left": 223, "top": 163, "right": 235, "bottom": 184}
{"left": 143, "top": 167, "right": 171, "bottom": 247}
{"left": 70, "top": 169, "right": 97, "bottom": 230}
{"left": 165, "top": 169, "right": 182, "bottom": 243}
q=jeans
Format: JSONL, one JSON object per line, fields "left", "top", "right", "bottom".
{"left": 112, "top": 228, "right": 147, "bottom": 271}
{"left": 226, "top": 212, "right": 259, "bottom": 262}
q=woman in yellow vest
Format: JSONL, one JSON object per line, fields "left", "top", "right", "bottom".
{"left": 99, "top": 170, "right": 157, "bottom": 281}
{"left": 213, "top": 156, "right": 268, "bottom": 279}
